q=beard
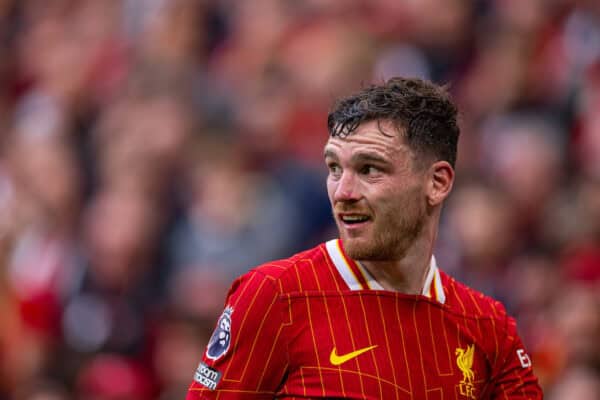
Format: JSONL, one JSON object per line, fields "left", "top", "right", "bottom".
{"left": 337, "top": 187, "right": 427, "bottom": 261}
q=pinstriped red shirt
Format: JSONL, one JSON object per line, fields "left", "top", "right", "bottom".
{"left": 186, "top": 239, "right": 543, "bottom": 399}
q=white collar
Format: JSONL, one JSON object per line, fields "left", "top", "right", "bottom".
{"left": 325, "top": 239, "right": 446, "bottom": 304}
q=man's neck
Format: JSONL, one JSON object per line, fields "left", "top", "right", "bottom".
{"left": 360, "top": 236, "right": 435, "bottom": 294}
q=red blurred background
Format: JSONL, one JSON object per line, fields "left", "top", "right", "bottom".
{"left": 0, "top": 0, "right": 598, "bottom": 398}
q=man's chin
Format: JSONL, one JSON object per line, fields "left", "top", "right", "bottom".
{"left": 341, "top": 237, "right": 377, "bottom": 260}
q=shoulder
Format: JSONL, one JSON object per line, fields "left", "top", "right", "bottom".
{"left": 253, "top": 244, "right": 326, "bottom": 278}
{"left": 232, "top": 242, "right": 334, "bottom": 296}
{"left": 440, "top": 270, "right": 510, "bottom": 322}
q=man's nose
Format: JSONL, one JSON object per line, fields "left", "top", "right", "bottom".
{"left": 334, "top": 172, "right": 361, "bottom": 202}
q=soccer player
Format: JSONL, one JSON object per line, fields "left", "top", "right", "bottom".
{"left": 186, "top": 77, "right": 543, "bottom": 399}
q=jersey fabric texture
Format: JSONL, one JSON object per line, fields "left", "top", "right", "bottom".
{"left": 186, "top": 239, "right": 543, "bottom": 399}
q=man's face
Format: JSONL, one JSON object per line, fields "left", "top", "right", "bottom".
{"left": 324, "top": 120, "right": 428, "bottom": 261}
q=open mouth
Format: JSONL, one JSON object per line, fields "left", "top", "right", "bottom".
{"left": 339, "top": 214, "right": 371, "bottom": 225}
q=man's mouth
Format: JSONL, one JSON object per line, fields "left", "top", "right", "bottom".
{"left": 339, "top": 214, "right": 371, "bottom": 225}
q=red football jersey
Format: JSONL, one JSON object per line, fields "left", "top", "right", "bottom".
{"left": 187, "top": 239, "right": 543, "bottom": 399}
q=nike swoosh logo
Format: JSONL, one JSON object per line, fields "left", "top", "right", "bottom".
{"left": 329, "top": 345, "right": 378, "bottom": 366}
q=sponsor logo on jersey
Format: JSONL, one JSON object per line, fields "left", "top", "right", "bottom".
{"left": 206, "top": 306, "right": 233, "bottom": 360}
{"left": 456, "top": 344, "right": 476, "bottom": 399}
{"left": 194, "top": 361, "right": 222, "bottom": 390}
{"left": 329, "top": 345, "right": 378, "bottom": 366}
{"left": 516, "top": 348, "right": 532, "bottom": 368}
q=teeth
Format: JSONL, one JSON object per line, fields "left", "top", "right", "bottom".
{"left": 342, "top": 215, "right": 369, "bottom": 222}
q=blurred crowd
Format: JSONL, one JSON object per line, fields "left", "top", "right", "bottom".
{"left": 0, "top": 0, "right": 599, "bottom": 399}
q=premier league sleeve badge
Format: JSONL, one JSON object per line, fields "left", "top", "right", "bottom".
{"left": 206, "top": 306, "right": 233, "bottom": 360}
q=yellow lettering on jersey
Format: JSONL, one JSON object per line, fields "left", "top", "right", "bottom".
{"left": 456, "top": 344, "right": 476, "bottom": 399}
{"left": 329, "top": 345, "right": 378, "bottom": 366}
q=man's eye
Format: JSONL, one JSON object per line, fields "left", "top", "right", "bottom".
{"left": 327, "top": 164, "right": 341, "bottom": 174}
{"left": 328, "top": 164, "right": 342, "bottom": 175}
{"left": 360, "top": 165, "right": 379, "bottom": 175}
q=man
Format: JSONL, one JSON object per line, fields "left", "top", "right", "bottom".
{"left": 186, "top": 77, "right": 543, "bottom": 399}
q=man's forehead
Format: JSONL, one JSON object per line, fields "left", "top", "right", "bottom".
{"left": 324, "top": 121, "right": 405, "bottom": 155}
{"left": 346, "top": 119, "right": 400, "bottom": 136}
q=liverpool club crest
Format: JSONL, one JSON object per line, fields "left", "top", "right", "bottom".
{"left": 456, "top": 344, "right": 476, "bottom": 399}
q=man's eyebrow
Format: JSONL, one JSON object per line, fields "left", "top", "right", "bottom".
{"left": 323, "top": 149, "right": 338, "bottom": 159}
{"left": 324, "top": 149, "right": 390, "bottom": 164}
{"left": 352, "top": 152, "right": 389, "bottom": 164}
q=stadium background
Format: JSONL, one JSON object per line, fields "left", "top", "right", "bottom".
{"left": 0, "top": 0, "right": 598, "bottom": 398}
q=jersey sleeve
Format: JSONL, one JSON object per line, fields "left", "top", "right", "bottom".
{"left": 186, "top": 270, "right": 289, "bottom": 399}
{"left": 490, "top": 305, "right": 543, "bottom": 399}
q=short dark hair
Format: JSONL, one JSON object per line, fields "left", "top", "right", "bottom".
{"left": 327, "top": 77, "right": 459, "bottom": 168}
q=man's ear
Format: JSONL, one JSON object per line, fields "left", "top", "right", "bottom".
{"left": 427, "top": 161, "right": 455, "bottom": 207}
